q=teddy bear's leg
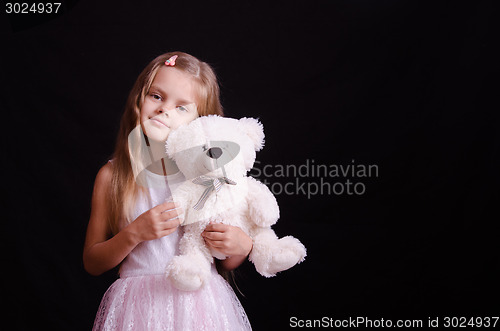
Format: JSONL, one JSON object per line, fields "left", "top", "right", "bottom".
{"left": 249, "top": 227, "right": 307, "bottom": 277}
{"left": 166, "top": 223, "right": 213, "bottom": 291}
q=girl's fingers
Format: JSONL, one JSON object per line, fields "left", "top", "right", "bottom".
{"left": 204, "top": 238, "right": 224, "bottom": 248}
{"left": 163, "top": 217, "right": 181, "bottom": 229}
{"left": 159, "top": 207, "right": 183, "bottom": 222}
{"left": 153, "top": 200, "right": 179, "bottom": 214}
{"left": 160, "top": 227, "right": 178, "bottom": 237}
{"left": 202, "top": 231, "right": 225, "bottom": 241}
{"left": 204, "top": 222, "right": 228, "bottom": 233}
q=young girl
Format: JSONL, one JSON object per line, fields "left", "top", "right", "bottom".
{"left": 84, "top": 52, "right": 253, "bottom": 330}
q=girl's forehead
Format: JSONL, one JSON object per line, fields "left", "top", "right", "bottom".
{"left": 152, "top": 67, "right": 197, "bottom": 101}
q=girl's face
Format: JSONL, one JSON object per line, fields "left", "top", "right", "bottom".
{"left": 141, "top": 66, "right": 199, "bottom": 142}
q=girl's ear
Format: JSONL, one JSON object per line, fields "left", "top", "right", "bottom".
{"left": 238, "top": 117, "right": 265, "bottom": 151}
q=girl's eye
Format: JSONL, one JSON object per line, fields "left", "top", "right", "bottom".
{"left": 176, "top": 105, "right": 188, "bottom": 112}
{"left": 151, "top": 94, "right": 162, "bottom": 101}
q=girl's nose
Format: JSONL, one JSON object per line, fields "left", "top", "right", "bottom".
{"left": 157, "top": 107, "right": 171, "bottom": 115}
{"left": 158, "top": 104, "right": 176, "bottom": 115}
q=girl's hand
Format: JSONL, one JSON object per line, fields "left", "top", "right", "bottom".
{"left": 126, "top": 201, "right": 182, "bottom": 244}
{"left": 202, "top": 223, "right": 253, "bottom": 257}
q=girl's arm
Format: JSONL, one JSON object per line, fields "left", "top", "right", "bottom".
{"left": 83, "top": 164, "right": 136, "bottom": 275}
{"left": 83, "top": 163, "right": 182, "bottom": 276}
{"left": 202, "top": 223, "right": 253, "bottom": 271}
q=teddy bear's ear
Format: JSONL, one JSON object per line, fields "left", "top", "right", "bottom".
{"left": 165, "top": 129, "right": 179, "bottom": 159}
{"left": 238, "top": 117, "right": 265, "bottom": 151}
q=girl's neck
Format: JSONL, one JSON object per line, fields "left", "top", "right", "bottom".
{"left": 145, "top": 138, "right": 179, "bottom": 176}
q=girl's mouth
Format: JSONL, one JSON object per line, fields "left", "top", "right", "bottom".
{"left": 151, "top": 118, "right": 169, "bottom": 128}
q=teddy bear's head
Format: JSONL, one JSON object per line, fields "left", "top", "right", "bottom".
{"left": 166, "top": 115, "right": 264, "bottom": 180}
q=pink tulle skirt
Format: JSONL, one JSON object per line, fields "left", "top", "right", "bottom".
{"left": 93, "top": 270, "right": 251, "bottom": 331}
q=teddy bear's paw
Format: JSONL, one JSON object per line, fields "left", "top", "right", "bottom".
{"left": 166, "top": 255, "right": 209, "bottom": 291}
{"left": 262, "top": 236, "right": 306, "bottom": 277}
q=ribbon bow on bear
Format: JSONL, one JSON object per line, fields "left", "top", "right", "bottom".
{"left": 192, "top": 176, "right": 237, "bottom": 210}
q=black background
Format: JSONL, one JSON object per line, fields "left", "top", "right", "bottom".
{"left": 3, "top": 0, "right": 499, "bottom": 330}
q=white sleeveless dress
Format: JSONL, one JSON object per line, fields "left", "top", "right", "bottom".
{"left": 92, "top": 169, "right": 252, "bottom": 330}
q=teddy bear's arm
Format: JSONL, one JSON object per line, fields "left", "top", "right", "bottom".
{"left": 245, "top": 176, "right": 280, "bottom": 227}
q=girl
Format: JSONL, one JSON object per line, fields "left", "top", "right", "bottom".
{"left": 84, "top": 52, "right": 253, "bottom": 330}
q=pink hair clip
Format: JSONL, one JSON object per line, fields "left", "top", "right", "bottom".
{"left": 165, "top": 55, "right": 178, "bottom": 66}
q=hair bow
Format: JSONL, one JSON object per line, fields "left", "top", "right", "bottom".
{"left": 165, "top": 55, "right": 178, "bottom": 66}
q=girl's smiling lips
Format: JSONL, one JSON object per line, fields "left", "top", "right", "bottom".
{"left": 151, "top": 117, "right": 169, "bottom": 128}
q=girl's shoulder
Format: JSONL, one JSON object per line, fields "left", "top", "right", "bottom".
{"left": 95, "top": 160, "right": 114, "bottom": 188}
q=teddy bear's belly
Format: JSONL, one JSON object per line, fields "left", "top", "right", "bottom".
{"left": 180, "top": 184, "right": 249, "bottom": 228}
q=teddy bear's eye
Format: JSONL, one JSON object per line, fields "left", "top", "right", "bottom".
{"left": 202, "top": 145, "right": 208, "bottom": 151}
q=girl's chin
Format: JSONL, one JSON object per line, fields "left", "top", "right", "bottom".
{"left": 143, "top": 124, "right": 170, "bottom": 142}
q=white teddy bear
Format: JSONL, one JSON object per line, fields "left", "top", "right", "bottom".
{"left": 165, "top": 115, "right": 306, "bottom": 291}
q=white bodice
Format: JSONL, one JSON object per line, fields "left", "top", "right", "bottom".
{"left": 119, "top": 169, "right": 185, "bottom": 278}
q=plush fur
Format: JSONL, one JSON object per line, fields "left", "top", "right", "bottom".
{"left": 165, "top": 115, "right": 306, "bottom": 291}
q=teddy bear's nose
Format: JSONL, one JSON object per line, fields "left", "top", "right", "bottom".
{"left": 207, "top": 147, "right": 223, "bottom": 159}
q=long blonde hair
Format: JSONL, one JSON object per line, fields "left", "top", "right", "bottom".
{"left": 108, "top": 51, "right": 224, "bottom": 234}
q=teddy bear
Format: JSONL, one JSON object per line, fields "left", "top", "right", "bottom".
{"left": 164, "top": 115, "right": 306, "bottom": 291}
